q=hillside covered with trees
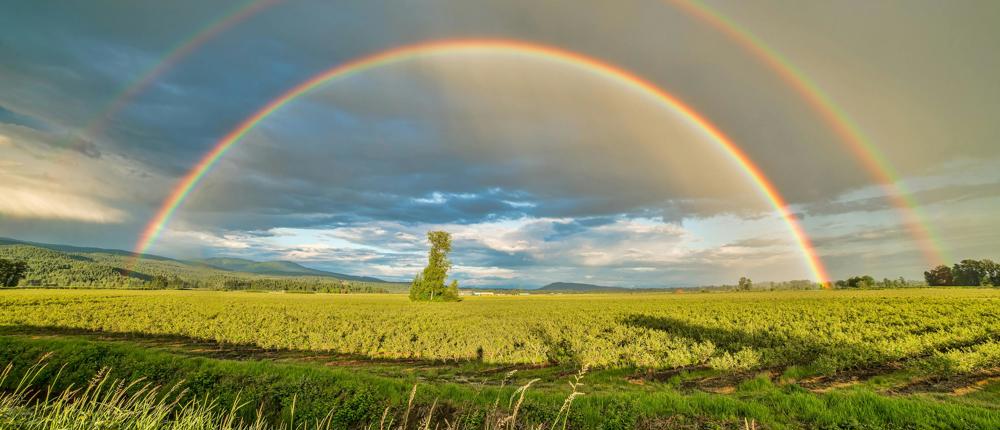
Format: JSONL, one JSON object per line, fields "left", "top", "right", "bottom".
{"left": 0, "top": 239, "right": 405, "bottom": 292}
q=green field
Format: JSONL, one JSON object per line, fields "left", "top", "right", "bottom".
{"left": 0, "top": 288, "right": 998, "bottom": 428}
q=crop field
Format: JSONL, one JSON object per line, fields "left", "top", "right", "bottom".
{"left": 1, "top": 288, "right": 999, "bottom": 428}
{"left": 1, "top": 288, "right": 999, "bottom": 373}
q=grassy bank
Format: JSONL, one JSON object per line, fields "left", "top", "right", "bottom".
{"left": 0, "top": 335, "right": 997, "bottom": 429}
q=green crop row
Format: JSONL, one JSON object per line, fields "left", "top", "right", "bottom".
{"left": 0, "top": 288, "right": 997, "bottom": 374}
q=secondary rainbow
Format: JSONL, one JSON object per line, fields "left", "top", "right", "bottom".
{"left": 74, "top": 0, "right": 282, "bottom": 148}
{"left": 134, "top": 39, "right": 831, "bottom": 283}
{"left": 665, "top": 0, "right": 948, "bottom": 266}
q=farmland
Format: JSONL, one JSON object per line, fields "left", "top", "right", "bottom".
{"left": 2, "top": 288, "right": 998, "bottom": 371}
{"left": 0, "top": 288, "right": 998, "bottom": 428}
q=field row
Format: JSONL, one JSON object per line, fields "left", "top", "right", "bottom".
{"left": 0, "top": 289, "right": 998, "bottom": 373}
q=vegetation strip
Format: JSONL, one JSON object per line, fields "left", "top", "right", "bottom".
{"left": 0, "top": 335, "right": 998, "bottom": 429}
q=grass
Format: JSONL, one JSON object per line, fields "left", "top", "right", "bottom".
{"left": 0, "top": 334, "right": 997, "bottom": 429}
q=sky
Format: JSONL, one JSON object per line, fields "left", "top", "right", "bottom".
{"left": 1, "top": 0, "right": 998, "bottom": 287}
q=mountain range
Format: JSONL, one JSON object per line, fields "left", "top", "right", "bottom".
{"left": 192, "top": 257, "right": 384, "bottom": 282}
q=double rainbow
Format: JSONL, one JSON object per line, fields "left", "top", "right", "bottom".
{"left": 667, "top": 0, "right": 947, "bottom": 266}
{"left": 132, "top": 39, "right": 831, "bottom": 283}
{"left": 101, "top": 2, "right": 951, "bottom": 283}
{"left": 73, "top": 0, "right": 281, "bottom": 149}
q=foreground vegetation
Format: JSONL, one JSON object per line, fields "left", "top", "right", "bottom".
{"left": 0, "top": 335, "right": 997, "bottom": 429}
{"left": 0, "top": 349, "right": 579, "bottom": 430}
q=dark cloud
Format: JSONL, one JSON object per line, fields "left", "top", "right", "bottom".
{"left": 0, "top": 0, "right": 895, "bottom": 201}
{"left": 804, "top": 182, "right": 1000, "bottom": 217}
{"left": 811, "top": 226, "right": 914, "bottom": 250}
{"left": 454, "top": 245, "right": 539, "bottom": 269}
{"left": 0, "top": 105, "right": 52, "bottom": 132}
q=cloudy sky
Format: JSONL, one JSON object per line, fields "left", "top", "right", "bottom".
{"left": 1, "top": 0, "right": 998, "bottom": 287}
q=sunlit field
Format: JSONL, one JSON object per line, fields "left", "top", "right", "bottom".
{"left": 2, "top": 288, "right": 999, "bottom": 371}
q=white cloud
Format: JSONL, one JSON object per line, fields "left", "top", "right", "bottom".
{"left": 0, "top": 183, "right": 125, "bottom": 223}
{"left": 0, "top": 127, "right": 131, "bottom": 223}
{"left": 157, "top": 229, "right": 253, "bottom": 251}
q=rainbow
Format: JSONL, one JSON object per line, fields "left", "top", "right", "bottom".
{"left": 666, "top": 0, "right": 948, "bottom": 266}
{"left": 133, "top": 39, "right": 831, "bottom": 283}
{"left": 74, "top": 0, "right": 281, "bottom": 147}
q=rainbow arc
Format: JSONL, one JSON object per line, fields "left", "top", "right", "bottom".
{"left": 666, "top": 0, "right": 947, "bottom": 266}
{"left": 72, "top": 0, "right": 281, "bottom": 149}
{"left": 132, "top": 39, "right": 831, "bottom": 283}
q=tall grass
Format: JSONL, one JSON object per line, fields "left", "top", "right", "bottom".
{"left": 1, "top": 339, "right": 998, "bottom": 429}
{"left": 0, "top": 358, "right": 584, "bottom": 430}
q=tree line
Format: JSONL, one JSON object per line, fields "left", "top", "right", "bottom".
{"left": 732, "top": 276, "right": 918, "bottom": 291}
{"left": 924, "top": 259, "right": 1000, "bottom": 286}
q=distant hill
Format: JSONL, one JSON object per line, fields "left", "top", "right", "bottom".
{"left": 0, "top": 237, "right": 173, "bottom": 261}
{"left": 537, "top": 282, "right": 630, "bottom": 292}
{"left": 535, "top": 282, "right": 678, "bottom": 293}
{"left": 0, "top": 236, "right": 399, "bottom": 292}
{"left": 194, "top": 257, "right": 384, "bottom": 282}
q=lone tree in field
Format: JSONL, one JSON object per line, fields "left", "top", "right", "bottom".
{"left": 409, "top": 231, "right": 460, "bottom": 302}
{"left": 737, "top": 276, "right": 753, "bottom": 291}
{"left": 0, "top": 258, "right": 28, "bottom": 287}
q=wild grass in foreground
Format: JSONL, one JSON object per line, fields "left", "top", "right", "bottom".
{"left": 0, "top": 357, "right": 597, "bottom": 430}
{"left": 0, "top": 337, "right": 998, "bottom": 429}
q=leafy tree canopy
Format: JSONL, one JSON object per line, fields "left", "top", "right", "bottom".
{"left": 0, "top": 257, "right": 28, "bottom": 287}
{"left": 925, "top": 259, "right": 999, "bottom": 286}
{"left": 410, "top": 231, "right": 460, "bottom": 302}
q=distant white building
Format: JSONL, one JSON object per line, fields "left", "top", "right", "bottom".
{"left": 458, "top": 290, "right": 495, "bottom": 296}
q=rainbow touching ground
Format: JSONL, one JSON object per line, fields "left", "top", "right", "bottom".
{"left": 133, "top": 39, "right": 831, "bottom": 283}
{"left": 665, "top": 0, "right": 948, "bottom": 266}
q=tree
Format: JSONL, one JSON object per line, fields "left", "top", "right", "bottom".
{"left": 835, "top": 275, "right": 875, "bottom": 289}
{"left": 952, "top": 259, "right": 999, "bottom": 286}
{"left": 952, "top": 259, "right": 988, "bottom": 286}
{"left": 852, "top": 275, "right": 875, "bottom": 289}
{"left": 984, "top": 259, "right": 1000, "bottom": 287}
{"left": 924, "top": 265, "right": 953, "bottom": 286}
{"left": 0, "top": 258, "right": 28, "bottom": 287}
{"left": 737, "top": 276, "right": 752, "bottom": 291}
{"left": 409, "top": 231, "right": 460, "bottom": 302}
